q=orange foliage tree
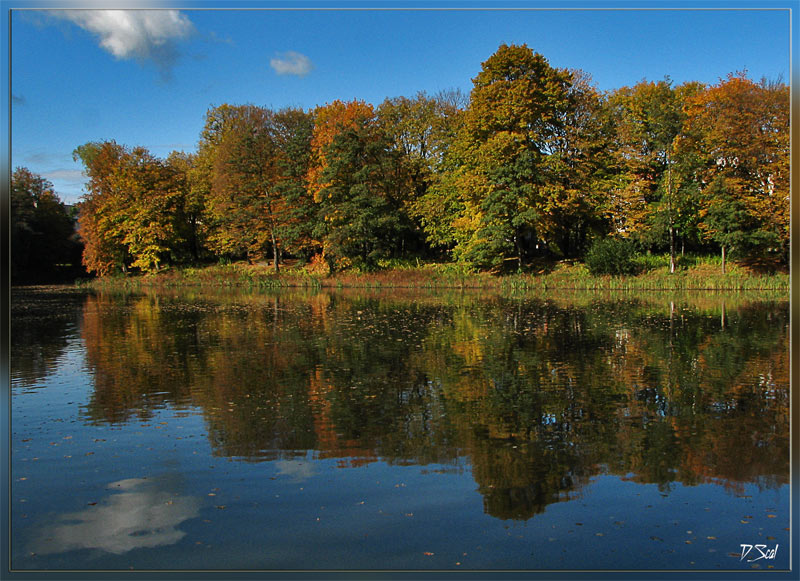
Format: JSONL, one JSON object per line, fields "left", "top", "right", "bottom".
{"left": 680, "top": 72, "right": 789, "bottom": 270}
{"left": 74, "top": 141, "right": 188, "bottom": 275}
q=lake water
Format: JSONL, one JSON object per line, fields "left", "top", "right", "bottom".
{"left": 9, "top": 286, "right": 790, "bottom": 572}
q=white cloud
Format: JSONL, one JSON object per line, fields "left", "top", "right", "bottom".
{"left": 53, "top": 9, "right": 194, "bottom": 76}
{"left": 270, "top": 51, "right": 313, "bottom": 77}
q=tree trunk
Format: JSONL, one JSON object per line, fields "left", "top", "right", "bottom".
{"left": 669, "top": 225, "right": 675, "bottom": 273}
{"left": 514, "top": 235, "right": 524, "bottom": 272}
{"left": 721, "top": 245, "right": 726, "bottom": 274}
{"left": 667, "top": 152, "right": 675, "bottom": 274}
{"left": 270, "top": 228, "right": 280, "bottom": 273}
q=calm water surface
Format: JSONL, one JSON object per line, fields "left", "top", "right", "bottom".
{"left": 10, "top": 286, "right": 790, "bottom": 571}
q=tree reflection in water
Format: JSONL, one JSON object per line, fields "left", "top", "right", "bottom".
{"left": 54, "top": 288, "right": 789, "bottom": 522}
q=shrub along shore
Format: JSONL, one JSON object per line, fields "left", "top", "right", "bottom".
{"left": 82, "top": 254, "right": 789, "bottom": 293}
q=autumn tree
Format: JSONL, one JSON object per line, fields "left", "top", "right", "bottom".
{"left": 308, "top": 100, "right": 411, "bottom": 270}
{"left": 200, "top": 104, "right": 316, "bottom": 270}
{"left": 212, "top": 106, "right": 283, "bottom": 267}
{"left": 538, "top": 69, "right": 609, "bottom": 258}
{"left": 379, "top": 90, "right": 467, "bottom": 258}
{"left": 120, "top": 149, "right": 186, "bottom": 272}
{"left": 166, "top": 151, "right": 204, "bottom": 263}
{"left": 271, "top": 107, "right": 316, "bottom": 261}
{"left": 74, "top": 141, "right": 189, "bottom": 274}
{"left": 604, "top": 79, "right": 697, "bottom": 272}
{"left": 440, "top": 44, "right": 575, "bottom": 270}
{"left": 377, "top": 90, "right": 466, "bottom": 200}
{"left": 186, "top": 106, "right": 240, "bottom": 261}
{"left": 680, "top": 73, "right": 789, "bottom": 271}
{"left": 73, "top": 141, "right": 131, "bottom": 275}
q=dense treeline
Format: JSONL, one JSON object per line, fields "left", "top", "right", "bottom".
{"left": 10, "top": 168, "right": 83, "bottom": 283}
{"left": 68, "top": 44, "right": 790, "bottom": 276}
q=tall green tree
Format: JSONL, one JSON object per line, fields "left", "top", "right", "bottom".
{"left": 312, "top": 111, "right": 407, "bottom": 270}
{"left": 271, "top": 107, "right": 317, "bottom": 261}
{"left": 445, "top": 44, "right": 574, "bottom": 270}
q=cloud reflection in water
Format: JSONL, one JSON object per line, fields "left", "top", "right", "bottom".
{"left": 34, "top": 477, "right": 200, "bottom": 555}
{"left": 274, "top": 459, "right": 317, "bottom": 482}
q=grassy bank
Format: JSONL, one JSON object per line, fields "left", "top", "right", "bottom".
{"left": 82, "top": 254, "right": 790, "bottom": 293}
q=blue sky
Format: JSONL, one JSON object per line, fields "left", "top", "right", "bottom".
{"left": 3, "top": 2, "right": 794, "bottom": 204}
